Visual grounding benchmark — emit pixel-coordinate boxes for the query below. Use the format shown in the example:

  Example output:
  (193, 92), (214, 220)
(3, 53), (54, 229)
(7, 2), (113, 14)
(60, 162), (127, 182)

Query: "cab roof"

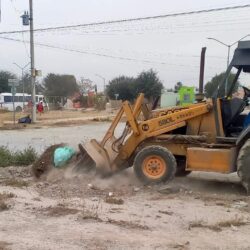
(232, 41), (250, 73)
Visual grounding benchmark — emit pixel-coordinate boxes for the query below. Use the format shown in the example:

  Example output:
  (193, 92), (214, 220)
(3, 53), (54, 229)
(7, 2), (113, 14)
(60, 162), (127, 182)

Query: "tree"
(205, 72), (240, 98)
(43, 73), (79, 97)
(0, 71), (17, 93)
(134, 69), (163, 100)
(78, 77), (95, 94)
(174, 82), (183, 92)
(106, 70), (163, 102)
(106, 76), (135, 101)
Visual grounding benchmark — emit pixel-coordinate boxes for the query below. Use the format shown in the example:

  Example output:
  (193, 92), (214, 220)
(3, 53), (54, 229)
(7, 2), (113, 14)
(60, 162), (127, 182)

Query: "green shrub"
(0, 146), (37, 167)
(0, 147), (12, 167)
(13, 147), (37, 166)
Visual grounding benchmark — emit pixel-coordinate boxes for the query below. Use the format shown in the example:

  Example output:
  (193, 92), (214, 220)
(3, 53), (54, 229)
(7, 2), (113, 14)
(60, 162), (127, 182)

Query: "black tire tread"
(237, 139), (250, 192)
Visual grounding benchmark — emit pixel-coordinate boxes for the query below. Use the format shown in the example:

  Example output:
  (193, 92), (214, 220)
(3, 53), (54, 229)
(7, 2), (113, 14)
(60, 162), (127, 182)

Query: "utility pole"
(95, 74), (106, 94)
(29, 0), (36, 123)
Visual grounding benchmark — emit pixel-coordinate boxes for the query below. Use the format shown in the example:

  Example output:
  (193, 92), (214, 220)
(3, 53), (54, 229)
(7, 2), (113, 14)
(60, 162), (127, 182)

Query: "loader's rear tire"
(175, 157), (191, 177)
(237, 139), (250, 193)
(134, 146), (176, 185)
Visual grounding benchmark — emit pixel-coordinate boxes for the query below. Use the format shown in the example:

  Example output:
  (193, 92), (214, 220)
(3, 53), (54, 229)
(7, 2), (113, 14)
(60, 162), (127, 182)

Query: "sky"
(1, 0), (250, 91)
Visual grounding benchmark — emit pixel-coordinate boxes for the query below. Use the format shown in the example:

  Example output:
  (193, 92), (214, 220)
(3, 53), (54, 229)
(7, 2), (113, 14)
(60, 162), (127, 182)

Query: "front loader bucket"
(78, 137), (119, 175)
(76, 94), (146, 175)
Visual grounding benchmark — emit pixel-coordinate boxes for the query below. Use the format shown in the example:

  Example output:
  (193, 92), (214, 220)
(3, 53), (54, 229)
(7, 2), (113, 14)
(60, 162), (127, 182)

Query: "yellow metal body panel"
(186, 99), (225, 142)
(142, 142), (188, 156)
(81, 94), (229, 174)
(114, 102), (211, 168)
(186, 147), (236, 173)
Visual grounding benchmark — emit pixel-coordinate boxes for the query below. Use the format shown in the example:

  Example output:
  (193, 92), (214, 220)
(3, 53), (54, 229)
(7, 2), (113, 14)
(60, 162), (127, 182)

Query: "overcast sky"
(1, 0), (250, 90)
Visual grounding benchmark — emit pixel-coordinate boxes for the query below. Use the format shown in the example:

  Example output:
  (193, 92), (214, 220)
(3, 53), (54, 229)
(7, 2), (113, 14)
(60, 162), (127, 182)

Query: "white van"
(0, 92), (45, 112)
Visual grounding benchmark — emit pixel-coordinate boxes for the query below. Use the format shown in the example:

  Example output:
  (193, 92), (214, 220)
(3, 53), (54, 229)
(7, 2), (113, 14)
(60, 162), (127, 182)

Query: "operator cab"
(221, 87), (249, 136)
(215, 41), (250, 137)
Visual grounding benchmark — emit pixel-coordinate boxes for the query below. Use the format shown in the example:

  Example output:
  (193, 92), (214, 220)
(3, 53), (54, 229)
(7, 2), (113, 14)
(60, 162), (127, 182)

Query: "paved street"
(0, 123), (115, 153)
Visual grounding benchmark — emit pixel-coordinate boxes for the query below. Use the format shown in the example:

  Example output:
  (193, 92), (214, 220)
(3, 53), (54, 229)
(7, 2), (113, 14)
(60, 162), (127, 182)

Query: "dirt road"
(0, 165), (250, 250)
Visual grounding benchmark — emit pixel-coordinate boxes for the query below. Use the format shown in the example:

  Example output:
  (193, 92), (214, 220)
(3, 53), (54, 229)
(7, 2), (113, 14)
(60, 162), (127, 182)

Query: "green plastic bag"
(54, 147), (76, 168)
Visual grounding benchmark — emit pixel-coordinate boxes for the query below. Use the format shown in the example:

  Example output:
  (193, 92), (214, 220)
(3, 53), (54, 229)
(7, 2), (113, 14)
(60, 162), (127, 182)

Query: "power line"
(0, 35), (213, 69)
(36, 19), (249, 35)
(1, 4), (250, 35)
(51, 18), (250, 36)
(10, 11), (250, 38)
(30, 11), (250, 37)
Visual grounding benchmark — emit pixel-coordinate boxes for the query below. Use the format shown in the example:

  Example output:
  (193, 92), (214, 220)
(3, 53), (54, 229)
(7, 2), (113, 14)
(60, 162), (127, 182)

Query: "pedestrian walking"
(37, 101), (44, 115)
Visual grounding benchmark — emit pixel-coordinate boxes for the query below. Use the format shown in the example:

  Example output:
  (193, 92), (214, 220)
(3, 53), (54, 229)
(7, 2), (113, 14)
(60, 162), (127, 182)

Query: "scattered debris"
(0, 192), (14, 212)
(41, 205), (80, 217)
(215, 201), (227, 207)
(189, 217), (249, 232)
(91, 197), (99, 202)
(109, 207), (123, 213)
(158, 210), (174, 216)
(133, 187), (140, 192)
(232, 201), (248, 209)
(81, 208), (102, 222)
(158, 186), (180, 195)
(87, 183), (99, 190)
(231, 225), (238, 232)
(170, 241), (190, 250)
(216, 217), (248, 228)
(188, 220), (221, 232)
(3, 179), (28, 188)
(105, 197), (124, 205)
(0, 201), (9, 211)
(0, 192), (15, 199)
(32, 197), (41, 202)
(106, 219), (149, 230)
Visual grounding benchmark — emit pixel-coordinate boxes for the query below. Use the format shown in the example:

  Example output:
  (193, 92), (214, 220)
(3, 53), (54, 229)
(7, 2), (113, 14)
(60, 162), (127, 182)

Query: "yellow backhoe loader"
(79, 41), (250, 192)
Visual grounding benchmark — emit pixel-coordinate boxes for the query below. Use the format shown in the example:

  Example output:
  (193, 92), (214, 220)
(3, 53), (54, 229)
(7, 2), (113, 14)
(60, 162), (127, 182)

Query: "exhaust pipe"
(196, 47), (206, 102)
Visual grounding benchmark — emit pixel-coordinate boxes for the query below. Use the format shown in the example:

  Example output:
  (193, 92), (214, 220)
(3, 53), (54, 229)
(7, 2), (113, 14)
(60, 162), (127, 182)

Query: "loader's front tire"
(134, 146), (176, 185)
(237, 139), (250, 193)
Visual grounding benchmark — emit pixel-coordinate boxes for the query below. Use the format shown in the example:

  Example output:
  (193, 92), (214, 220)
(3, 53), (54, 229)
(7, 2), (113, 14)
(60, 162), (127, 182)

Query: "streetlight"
(95, 74), (106, 93)
(207, 34), (250, 93)
(13, 62), (30, 109)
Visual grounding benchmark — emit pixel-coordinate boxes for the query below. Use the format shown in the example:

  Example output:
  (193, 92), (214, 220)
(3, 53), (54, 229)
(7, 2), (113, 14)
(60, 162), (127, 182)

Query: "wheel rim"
(142, 155), (167, 179)
(16, 107), (22, 112)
